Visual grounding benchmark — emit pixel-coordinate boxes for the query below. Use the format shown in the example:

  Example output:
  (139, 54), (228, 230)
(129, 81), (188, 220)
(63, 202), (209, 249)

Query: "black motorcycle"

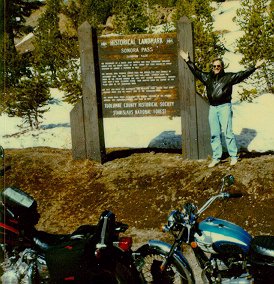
(0, 146), (142, 283)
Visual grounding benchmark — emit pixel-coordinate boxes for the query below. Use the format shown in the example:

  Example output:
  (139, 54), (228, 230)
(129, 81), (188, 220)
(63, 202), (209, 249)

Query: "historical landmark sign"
(98, 33), (179, 118)
(71, 19), (211, 162)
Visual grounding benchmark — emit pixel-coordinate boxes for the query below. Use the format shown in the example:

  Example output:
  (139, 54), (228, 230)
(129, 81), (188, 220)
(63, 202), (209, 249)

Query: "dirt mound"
(2, 148), (274, 244)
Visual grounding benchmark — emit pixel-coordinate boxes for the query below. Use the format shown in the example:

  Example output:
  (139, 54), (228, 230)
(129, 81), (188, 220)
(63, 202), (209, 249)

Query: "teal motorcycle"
(135, 175), (274, 283)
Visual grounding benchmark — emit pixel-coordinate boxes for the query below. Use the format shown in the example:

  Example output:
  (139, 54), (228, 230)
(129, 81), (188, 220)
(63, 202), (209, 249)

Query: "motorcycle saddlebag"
(45, 238), (98, 283)
(1, 187), (40, 227)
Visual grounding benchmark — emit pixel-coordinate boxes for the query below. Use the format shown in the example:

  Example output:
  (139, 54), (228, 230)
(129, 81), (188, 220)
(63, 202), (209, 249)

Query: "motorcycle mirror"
(221, 175), (234, 191)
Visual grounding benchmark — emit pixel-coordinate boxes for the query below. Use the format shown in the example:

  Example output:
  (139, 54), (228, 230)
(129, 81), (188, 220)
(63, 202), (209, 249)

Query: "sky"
(0, 0), (273, 153)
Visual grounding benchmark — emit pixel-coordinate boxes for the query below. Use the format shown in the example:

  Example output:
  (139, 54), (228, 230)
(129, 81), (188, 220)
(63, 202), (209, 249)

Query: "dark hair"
(212, 58), (224, 68)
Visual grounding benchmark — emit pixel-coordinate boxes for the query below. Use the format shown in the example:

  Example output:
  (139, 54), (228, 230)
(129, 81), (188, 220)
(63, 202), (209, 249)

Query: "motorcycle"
(135, 175), (274, 283)
(0, 146), (142, 283)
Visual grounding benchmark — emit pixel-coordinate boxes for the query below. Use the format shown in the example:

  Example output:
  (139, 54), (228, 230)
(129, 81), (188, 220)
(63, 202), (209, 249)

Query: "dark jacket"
(186, 61), (256, 106)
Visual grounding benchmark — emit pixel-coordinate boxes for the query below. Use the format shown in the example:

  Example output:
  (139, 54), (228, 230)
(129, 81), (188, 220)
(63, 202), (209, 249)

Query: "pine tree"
(61, 0), (81, 31)
(3, 0), (42, 51)
(6, 72), (51, 129)
(1, 0), (43, 112)
(33, 0), (63, 81)
(79, 0), (113, 29)
(235, 0), (273, 94)
(57, 59), (82, 104)
(113, 0), (149, 34)
(34, 0), (79, 83)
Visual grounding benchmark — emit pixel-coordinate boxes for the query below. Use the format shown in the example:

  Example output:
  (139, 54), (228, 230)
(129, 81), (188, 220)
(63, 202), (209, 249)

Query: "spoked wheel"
(138, 245), (194, 284)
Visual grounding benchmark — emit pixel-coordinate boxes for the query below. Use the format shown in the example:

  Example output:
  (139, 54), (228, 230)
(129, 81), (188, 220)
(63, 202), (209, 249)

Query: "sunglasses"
(213, 64), (222, 68)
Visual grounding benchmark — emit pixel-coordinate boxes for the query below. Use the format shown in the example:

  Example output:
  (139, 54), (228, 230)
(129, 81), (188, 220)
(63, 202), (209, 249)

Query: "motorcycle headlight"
(166, 210), (182, 231)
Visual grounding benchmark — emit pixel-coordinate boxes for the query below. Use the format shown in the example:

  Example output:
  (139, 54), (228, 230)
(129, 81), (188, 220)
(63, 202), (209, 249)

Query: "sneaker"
(208, 160), (220, 168)
(230, 158), (238, 166)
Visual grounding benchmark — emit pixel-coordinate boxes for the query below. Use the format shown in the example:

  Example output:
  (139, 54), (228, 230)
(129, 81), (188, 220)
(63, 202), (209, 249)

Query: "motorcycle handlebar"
(227, 192), (243, 198)
(197, 192), (243, 216)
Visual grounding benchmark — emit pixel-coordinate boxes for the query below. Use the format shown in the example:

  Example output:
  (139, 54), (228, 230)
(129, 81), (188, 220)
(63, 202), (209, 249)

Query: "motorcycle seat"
(251, 236), (274, 258)
(32, 225), (97, 251)
(33, 230), (71, 251)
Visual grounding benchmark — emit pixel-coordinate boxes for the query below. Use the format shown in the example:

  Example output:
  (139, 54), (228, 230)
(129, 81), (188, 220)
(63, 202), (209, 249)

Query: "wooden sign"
(98, 33), (179, 118)
(72, 19), (211, 162)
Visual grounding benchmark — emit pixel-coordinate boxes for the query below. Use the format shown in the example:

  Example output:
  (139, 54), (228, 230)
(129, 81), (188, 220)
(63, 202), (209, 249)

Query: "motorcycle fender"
(140, 240), (195, 282)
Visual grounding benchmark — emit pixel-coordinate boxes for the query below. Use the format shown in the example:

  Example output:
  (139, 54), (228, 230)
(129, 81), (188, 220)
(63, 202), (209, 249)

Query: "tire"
(113, 256), (140, 284)
(94, 247), (142, 284)
(137, 245), (194, 284)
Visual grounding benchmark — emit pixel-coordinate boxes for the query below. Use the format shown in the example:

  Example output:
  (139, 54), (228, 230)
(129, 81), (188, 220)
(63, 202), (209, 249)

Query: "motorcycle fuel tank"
(194, 217), (252, 255)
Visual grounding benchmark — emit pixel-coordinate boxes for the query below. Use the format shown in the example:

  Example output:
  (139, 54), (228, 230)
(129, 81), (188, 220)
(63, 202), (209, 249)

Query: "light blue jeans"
(209, 103), (238, 161)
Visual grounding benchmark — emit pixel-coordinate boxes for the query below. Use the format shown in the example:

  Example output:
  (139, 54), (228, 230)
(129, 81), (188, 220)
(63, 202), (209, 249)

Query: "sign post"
(71, 22), (105, 162)
(177, 16), (211, 159)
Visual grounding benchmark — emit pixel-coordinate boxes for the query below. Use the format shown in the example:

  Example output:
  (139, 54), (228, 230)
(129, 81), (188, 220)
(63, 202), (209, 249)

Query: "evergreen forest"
(0, 0), (273, 129)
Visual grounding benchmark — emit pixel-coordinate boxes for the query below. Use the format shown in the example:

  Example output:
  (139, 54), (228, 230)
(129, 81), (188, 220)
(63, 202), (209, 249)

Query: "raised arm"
(230, 67), (256, 85)
(230, 59), (266, 85)
(179, 49), (208, 84)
